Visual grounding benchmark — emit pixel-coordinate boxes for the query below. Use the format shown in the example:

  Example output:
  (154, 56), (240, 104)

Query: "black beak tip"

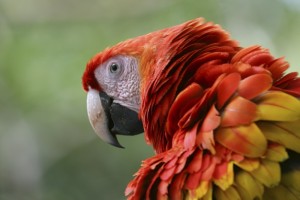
(110, 142), (124, 149)
(108, 134), (124, 149)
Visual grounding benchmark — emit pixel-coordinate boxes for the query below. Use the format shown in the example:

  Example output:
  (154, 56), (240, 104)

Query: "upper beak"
(86, 88), (144, 148)
(87, 88), (123, 148)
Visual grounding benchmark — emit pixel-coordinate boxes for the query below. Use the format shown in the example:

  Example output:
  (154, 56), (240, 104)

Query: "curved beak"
(87, 89), (123, 148)
(86, 89), (144, 148)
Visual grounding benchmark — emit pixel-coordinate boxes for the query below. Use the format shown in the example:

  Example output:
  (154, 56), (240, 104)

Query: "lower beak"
(86, 89), (144, 148)
(87, 89), (123, 147)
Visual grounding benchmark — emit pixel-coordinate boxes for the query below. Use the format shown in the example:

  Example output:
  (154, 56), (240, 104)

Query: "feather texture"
(83, 18), (300, 199)
(122, 19), (300, 200)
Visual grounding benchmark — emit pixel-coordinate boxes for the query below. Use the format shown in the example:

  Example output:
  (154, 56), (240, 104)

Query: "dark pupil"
(110, 63), (119, 72)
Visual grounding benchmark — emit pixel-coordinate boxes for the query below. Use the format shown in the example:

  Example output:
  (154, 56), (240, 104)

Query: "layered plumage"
(83, 18), (300, 200)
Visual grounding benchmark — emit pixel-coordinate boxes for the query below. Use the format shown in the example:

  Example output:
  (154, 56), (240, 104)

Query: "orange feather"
(83, 18), (300, 199)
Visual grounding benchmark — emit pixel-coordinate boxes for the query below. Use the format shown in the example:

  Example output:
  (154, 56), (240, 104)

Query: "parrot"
(82, 18), (300, 200)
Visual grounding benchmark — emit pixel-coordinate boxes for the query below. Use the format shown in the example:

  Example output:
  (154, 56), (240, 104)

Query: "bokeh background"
(0, 0), (299, 199)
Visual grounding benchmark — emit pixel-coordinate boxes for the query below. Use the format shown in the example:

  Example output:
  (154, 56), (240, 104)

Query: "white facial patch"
(94, 55), (141, 112)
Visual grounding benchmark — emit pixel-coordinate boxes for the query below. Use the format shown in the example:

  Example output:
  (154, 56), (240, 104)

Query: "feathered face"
(81, 20), (186, 148)
(82, 52), (144, 147)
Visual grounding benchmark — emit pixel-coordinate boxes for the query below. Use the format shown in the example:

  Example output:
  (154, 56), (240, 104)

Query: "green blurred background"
(0, 0), (299, 199)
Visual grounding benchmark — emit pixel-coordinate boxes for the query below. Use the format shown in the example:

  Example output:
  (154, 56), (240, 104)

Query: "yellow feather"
(215, 124), (267, 158)
(275, 120), (300, 137)
(215, 186), (241, 200)
(213, 162), (234, 191)
(264, 184), (300, 200)
(195, 181), (209, 199)
(281, 169), (300, 197)
(249, 160), (281, 188)
(258, 121), (300, 153)
(234, 158), (260, 172)
(256, 91), (300, 122)
(185, 181), (209, 200)
(235, 171), (264, 200)
(265, 144), (289, 162)
(202, 183), (213, 200)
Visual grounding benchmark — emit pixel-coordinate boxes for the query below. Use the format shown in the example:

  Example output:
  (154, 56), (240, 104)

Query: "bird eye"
(109, 62), (120, 73)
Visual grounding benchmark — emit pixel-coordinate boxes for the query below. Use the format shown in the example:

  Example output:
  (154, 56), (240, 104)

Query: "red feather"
(83, 18), (300, 199)
(122, 19), (300, 199)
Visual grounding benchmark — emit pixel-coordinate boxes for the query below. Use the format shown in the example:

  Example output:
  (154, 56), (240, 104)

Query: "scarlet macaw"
(82, 18), (300, 200)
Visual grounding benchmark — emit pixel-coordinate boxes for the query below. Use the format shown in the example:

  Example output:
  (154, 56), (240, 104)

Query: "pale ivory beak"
(86, 88), (122, 147)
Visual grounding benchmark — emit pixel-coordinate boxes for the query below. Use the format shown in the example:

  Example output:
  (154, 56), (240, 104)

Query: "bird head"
(81, 24), (166, 147)
(81, 18), (233, 150)
(82, 48), (142, 147)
